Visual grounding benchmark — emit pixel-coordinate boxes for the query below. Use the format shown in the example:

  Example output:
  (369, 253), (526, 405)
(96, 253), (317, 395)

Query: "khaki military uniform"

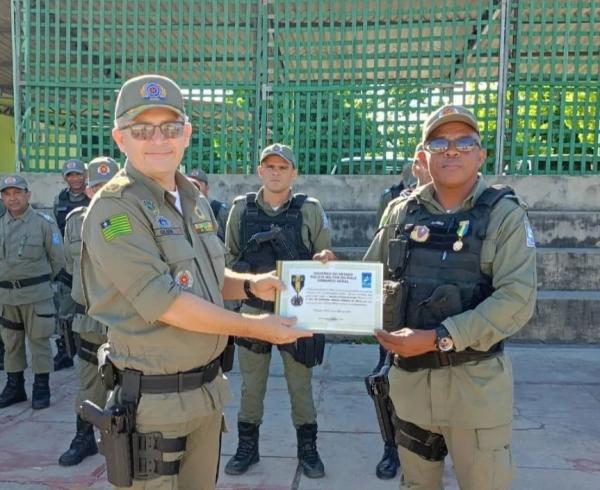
(54, 189), (90, 319)
(81, 162), (231, 490)
(365, 178), (537, 490)
(0, 206), (65, 373)
(225, 188), (331, 427)
(64, 207), (107, 410)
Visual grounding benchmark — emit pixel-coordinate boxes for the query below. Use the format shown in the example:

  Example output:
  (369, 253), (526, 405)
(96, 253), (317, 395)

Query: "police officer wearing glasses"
(79, 74), (311, 490)
(365, 104), (537, 490)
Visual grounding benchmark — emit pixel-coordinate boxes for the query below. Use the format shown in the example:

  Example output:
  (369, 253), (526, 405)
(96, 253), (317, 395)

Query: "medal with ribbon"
(453, 220), (470, 252)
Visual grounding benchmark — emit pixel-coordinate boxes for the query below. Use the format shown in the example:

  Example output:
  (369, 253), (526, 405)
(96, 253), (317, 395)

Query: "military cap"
(0, 174), (29, 192)
(115, 74), (186, 120)
(88, 156), (120, 187)
(422, 105), (480, 143)
(62, 159), (86, 175)
(187, 168), (209, 184)
(260, 143), (296, 168)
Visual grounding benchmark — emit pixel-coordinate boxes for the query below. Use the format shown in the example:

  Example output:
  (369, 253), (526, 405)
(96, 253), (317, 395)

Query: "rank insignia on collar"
(410, 225), (430, 243)
(142, 199), (158, 215)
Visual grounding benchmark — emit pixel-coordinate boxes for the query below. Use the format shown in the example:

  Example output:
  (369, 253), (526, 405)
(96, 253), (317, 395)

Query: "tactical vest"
(209, 199), (224, 219)
(237, 192), (313, 311)
(388, 185), (514, 332)
(55, 189), (90, 235)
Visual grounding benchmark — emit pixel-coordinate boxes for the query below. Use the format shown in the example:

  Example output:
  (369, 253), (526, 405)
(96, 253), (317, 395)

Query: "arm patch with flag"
(101, 213), (133, 242)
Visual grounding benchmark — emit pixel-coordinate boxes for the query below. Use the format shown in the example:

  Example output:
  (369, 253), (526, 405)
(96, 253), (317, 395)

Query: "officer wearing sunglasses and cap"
(79, 74), (311, 490)
(365, 104), (537, 490)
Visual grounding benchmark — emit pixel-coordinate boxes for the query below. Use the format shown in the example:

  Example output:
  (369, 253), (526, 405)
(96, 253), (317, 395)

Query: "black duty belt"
(75, 303), (86, 315)
(235, 336), (273, 354)
(0, 274), (50, 289)
(393, 342), (504, 371)
(114, 357), (221, 394)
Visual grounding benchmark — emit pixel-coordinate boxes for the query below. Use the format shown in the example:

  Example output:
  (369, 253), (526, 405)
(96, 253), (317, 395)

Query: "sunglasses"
(120, 121), (185, 141)
(424, 136), (481, 154)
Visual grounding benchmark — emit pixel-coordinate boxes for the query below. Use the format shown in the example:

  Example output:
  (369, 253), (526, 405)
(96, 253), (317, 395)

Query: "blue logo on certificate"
(362, 272), (372, 288)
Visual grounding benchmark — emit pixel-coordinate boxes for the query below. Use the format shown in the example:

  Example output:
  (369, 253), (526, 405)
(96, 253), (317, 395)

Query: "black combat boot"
(58, 415), (98, 466)
(296, 423), (325, 478)
(31, 373), (51, 410)
(0, 371), (27, 408)
(53, 336), (74, 371)
(376, 442), (400, 479)
(0, 338), (4, 371)
(224, 422), (260, 475)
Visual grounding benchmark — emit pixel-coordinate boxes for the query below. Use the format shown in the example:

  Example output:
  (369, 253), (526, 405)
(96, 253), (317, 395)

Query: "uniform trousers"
(112, 398), (224, 490)
(238, 346), (316, 427)
(74, 330), (107, 411)
(398, 423), (514, 490)
(1, 299), (55, 373)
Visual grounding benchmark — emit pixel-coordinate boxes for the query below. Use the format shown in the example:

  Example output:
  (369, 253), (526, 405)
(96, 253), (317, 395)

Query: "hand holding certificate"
(275, 260), (383, 335)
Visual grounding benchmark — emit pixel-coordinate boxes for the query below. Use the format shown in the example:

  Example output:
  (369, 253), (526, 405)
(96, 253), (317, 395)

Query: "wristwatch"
(435, 325), (455, 352)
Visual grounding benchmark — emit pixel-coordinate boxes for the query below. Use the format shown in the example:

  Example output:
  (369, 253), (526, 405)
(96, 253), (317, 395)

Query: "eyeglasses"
(119, 121), (185, 141)
(424, 136), (481, 154)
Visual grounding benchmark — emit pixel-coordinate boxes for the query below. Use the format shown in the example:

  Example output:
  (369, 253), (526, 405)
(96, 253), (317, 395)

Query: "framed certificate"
(275, 260), (383, 335)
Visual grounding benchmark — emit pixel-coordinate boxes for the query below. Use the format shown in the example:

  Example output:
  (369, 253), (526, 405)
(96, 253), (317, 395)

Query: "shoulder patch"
(65, 206), (86, 222)
(36, 211), (56, 224)
(97, 172), (133, 198)
(524, 217), (536, 248)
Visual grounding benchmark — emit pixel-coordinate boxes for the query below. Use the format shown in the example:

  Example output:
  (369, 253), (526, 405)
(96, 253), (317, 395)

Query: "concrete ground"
(0, 343), (599, 490)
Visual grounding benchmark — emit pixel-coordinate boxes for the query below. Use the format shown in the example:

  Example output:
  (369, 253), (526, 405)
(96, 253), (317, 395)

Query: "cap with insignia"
(88, 156), (120, 186)
(115, 74), (186, 121)
(421, 104), (480, 143)
(187, 169), (209, 184)
(0, 174), (29, 192)
(260, 143), (296, 168)
(62, 159), (87, 175)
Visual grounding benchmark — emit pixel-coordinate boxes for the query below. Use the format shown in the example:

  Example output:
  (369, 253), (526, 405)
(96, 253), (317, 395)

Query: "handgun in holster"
(80, 400), (133, 487)
(59, 317), (77, 359)
(364, 363), (396, 444)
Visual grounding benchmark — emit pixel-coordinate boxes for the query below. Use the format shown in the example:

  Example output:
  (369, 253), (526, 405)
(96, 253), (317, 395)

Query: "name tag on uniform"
(193, 221), (214, 234)
(154, 227), (184, 237)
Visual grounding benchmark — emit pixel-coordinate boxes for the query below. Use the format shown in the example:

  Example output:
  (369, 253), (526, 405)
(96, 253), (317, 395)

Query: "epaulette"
(97, 171), (133, 198)
(36, 211), (56, 224)
(65, 206), (86, 222)
(232, 195), (247, 205)
(304, 196), (320, 205)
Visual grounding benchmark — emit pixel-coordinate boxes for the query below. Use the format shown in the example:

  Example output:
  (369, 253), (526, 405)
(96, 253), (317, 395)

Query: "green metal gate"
(12, 0), (600, 175)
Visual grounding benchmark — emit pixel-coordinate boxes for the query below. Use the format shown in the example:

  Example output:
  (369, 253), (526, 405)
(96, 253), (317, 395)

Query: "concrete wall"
(14, 173), (600, 212)
(10, 172), (600, 343)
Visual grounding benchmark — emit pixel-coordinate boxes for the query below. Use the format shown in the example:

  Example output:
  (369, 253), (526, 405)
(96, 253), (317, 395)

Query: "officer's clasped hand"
(374, 328), (437, 358)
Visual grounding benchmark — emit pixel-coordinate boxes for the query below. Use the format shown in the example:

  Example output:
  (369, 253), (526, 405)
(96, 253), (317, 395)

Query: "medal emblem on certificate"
(290, 274), (305, 306)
